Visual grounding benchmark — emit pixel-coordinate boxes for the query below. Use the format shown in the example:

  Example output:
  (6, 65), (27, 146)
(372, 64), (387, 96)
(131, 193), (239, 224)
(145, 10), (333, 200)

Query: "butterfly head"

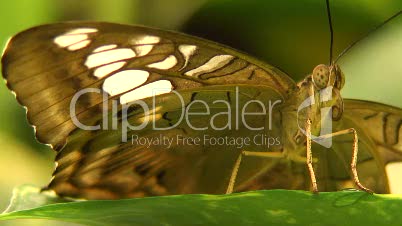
(311, 64), (345, 90)
(311, 63), (345, 121)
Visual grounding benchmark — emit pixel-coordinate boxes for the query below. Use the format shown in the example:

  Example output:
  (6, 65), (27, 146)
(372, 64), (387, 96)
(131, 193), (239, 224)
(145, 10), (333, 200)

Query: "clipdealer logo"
(131, 134), (280, 149)
(70, 87), (282, 143)
(69, 86), (334, 148)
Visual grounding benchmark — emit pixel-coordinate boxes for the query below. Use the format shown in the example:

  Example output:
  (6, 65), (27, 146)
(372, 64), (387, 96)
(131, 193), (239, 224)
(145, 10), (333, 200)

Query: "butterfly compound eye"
(333, 64), (345, 90)
(312, 64), (330, 89)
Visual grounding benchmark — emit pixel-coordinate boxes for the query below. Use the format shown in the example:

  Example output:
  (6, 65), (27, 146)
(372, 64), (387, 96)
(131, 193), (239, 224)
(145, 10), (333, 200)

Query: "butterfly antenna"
(326, 0), (334, 64)
(335, 10), (402, 63)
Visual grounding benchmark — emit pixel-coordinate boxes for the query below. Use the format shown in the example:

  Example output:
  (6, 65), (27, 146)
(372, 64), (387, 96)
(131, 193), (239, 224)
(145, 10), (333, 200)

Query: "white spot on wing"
(185, 55), (234, 77)
(103, 70), (149, 96)
(178, 45), (197, 70)
(147, 55), (177, 70)
(23, 105), (28, 114)
(137, 113), (162, 124)
(131, 35), (161, 45)
(120, 80), (173, 104)
(1, 37), (12, 57)
(131, 35), (161, 56)
(94, 61), (126, 78)
(65, 28), (98, 35)
(67, 40), (91, 51)
(53, 28), (98, 50)
(386, 162), (402, 194)
(136, 45), (153, 56)
(54, 34), (88, 48)
(93, 44), (118, 53)
(145, 106), (162, 116)
(85, 48), (136, 68)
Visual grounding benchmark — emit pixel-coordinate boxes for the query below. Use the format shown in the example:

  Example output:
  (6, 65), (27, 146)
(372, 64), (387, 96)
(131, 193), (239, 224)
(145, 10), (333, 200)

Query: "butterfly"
(2, 18), (402, 200)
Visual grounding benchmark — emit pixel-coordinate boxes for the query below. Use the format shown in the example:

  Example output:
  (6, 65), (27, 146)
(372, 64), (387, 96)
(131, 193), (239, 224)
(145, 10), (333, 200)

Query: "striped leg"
(226, 151), (284, 194)
(314, 127), (373, 193)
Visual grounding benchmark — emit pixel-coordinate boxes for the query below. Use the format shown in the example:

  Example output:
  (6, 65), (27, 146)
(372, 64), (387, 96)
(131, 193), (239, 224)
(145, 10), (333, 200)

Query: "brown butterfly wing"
(47, 86), (286, 199)
(341, 99), (402, 164)
(2, 22), (294, 199)
(317, 99), (402, 193)
(317, 112), (389, 193)
(1, 22), (295, 151)
(237, 99), (402, 194)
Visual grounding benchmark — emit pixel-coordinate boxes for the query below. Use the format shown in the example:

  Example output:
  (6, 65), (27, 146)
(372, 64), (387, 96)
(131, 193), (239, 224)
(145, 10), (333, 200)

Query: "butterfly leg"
(305, 119), (318, 193)
(315, 128), (373, 193)
(226, 151), (284, 194)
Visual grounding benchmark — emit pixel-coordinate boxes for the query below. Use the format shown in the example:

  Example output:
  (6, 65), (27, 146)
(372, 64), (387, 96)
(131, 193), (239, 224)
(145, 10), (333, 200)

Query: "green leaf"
(1, 185), (402, 226)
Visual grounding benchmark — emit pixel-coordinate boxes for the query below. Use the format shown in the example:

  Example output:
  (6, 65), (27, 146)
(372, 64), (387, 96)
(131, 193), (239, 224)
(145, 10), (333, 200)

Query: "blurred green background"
(0, 0), (401, 222)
